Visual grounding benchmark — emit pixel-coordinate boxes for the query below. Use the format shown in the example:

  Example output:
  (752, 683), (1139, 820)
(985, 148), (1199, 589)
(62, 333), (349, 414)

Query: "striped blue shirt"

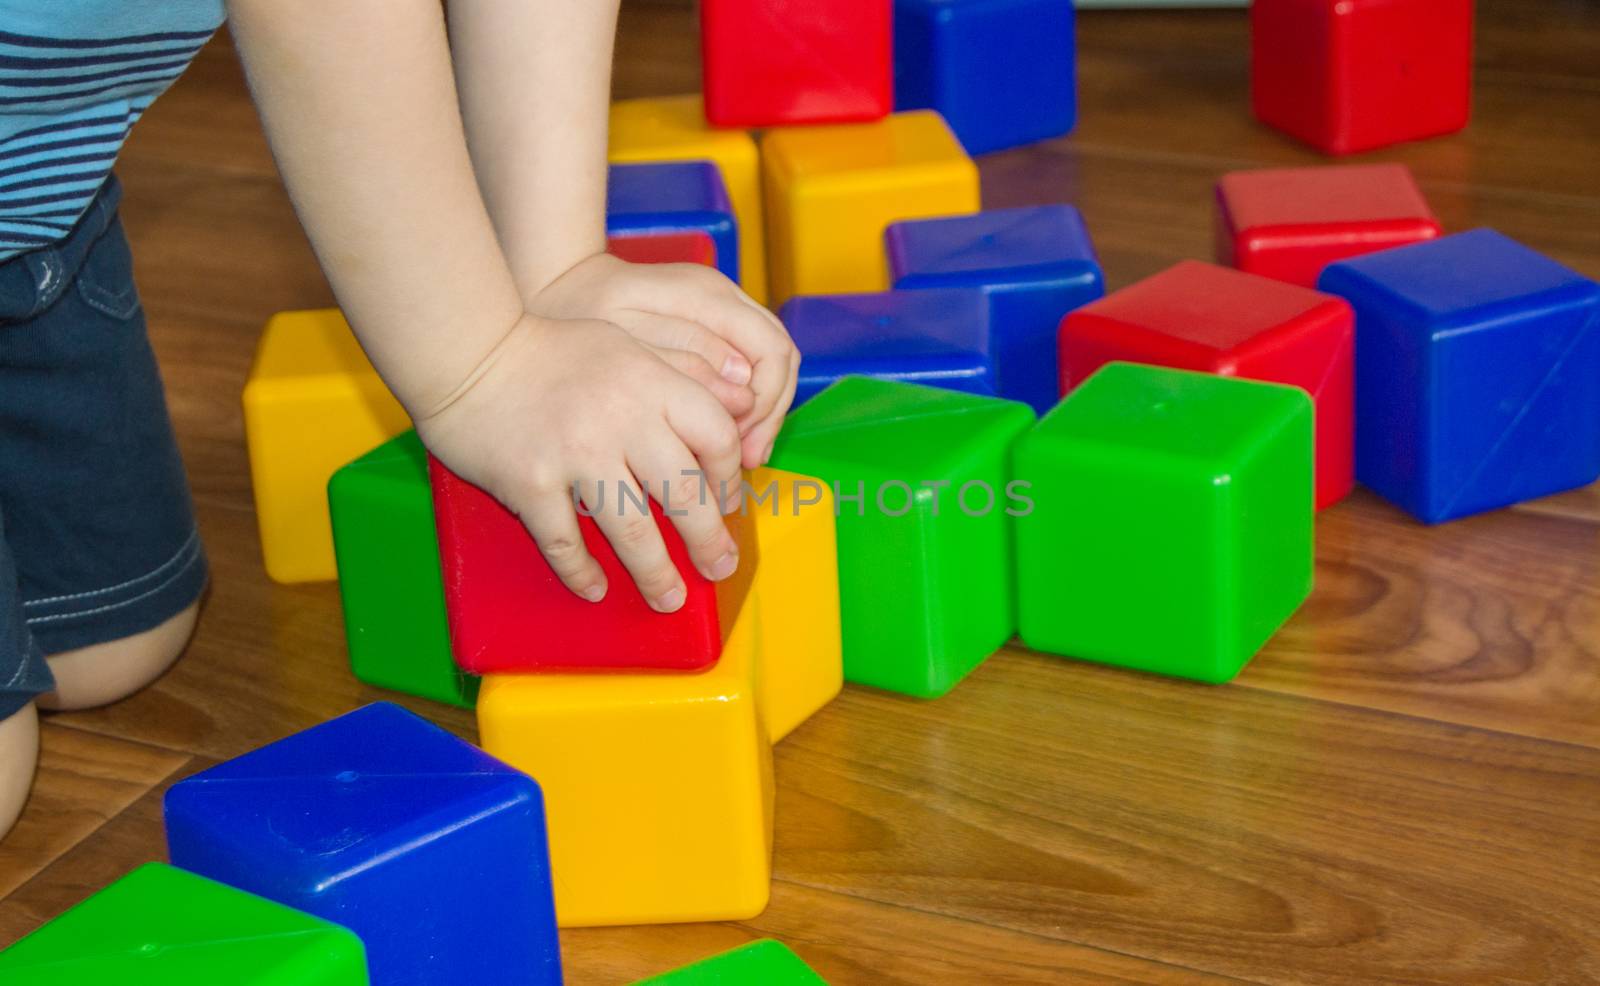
(0, 1), (223, 259)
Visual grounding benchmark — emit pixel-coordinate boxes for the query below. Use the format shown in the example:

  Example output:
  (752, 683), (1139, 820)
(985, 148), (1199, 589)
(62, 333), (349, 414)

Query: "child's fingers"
(627, 437), (740, 583)
(610, 309), (754, 386)
(740, 348), (800, 467)
(584, 472), (687, 613)
(509, 483), (608, 603)
(661, 379), (745, 514)
(649, 347), (757, 422)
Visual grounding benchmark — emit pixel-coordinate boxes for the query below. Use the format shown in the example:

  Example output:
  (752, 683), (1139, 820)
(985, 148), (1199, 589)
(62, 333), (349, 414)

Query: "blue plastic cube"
(888, 205), (1103, 414)
(607, 161), (738, 282)
(1319, 229), (1600, 523)
(164, 703), (561, 986)
(894, 0), (1077, 155)
(780, 289), (997, 406)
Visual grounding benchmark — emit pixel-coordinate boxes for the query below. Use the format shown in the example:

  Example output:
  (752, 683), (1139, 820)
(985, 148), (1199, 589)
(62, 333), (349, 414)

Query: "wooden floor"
(4, 1), (1600, 982)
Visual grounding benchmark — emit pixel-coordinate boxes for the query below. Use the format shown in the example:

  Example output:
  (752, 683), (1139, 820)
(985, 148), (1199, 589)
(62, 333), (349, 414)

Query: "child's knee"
(38, 602), (200, 712)
(0, 702), (40, 841)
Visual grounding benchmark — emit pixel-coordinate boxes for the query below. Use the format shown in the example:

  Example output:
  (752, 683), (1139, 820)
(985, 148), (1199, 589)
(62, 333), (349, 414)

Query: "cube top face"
(0, 863), (366, 985)
(773, 376), (1035, 477)
(249, 309), (374, 384)
(700, 0), (892, 128)
(782, 289), (994, 401)
(164, 703), (538, 889)
(429, 458), (759, 673)
(608, 161), (733, 224)
(609, 95), (753, 158)
(335, 426), (426, 486)
(1219, 164), (1437, 235)
(1070, 260), (1348, 357)
(764, 110), (971, 185)
(887, 205), (1100, 289)
(1039, 362), (1312, 477)
(608, 231), (718, 267)
(1318, 229), (1600, 330)
(638, 939), (826, 985)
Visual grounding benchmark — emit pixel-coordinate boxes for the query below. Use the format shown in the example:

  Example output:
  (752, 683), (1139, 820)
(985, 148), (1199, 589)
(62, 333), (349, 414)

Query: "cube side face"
(1332, 0), (1473, 154)
(429, 458), (757, 673)
(701, 0), (892, 128)
(608, 231), (718, 267)
(329, 432), (475, 709)
(606, 212), (739, 284)
(1231, 394), (1316, 665)
(476, 620), (772, 927)
(1251, 0), (1335, 151)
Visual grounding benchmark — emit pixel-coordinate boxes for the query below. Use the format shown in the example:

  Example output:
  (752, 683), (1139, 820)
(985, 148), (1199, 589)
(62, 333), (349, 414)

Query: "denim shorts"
(0, 175), (208, 719)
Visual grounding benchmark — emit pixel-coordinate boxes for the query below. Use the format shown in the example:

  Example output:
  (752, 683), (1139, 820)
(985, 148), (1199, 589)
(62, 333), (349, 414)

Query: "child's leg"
(38, 602), (199, 711)
(0, 704), (38, 837)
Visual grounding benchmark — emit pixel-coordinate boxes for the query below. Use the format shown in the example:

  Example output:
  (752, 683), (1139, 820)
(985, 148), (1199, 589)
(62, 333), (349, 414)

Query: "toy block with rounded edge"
(608, 231), (717, 267)
(888, 205), (1104, 414)
(1252, 0), (1473, 155)
(429, 458), (759, 674)
(769, 377), (1034, 698)
(781, 289), (997, 407)
(476, 601), (772, 927)
(746, 467), (843, 741)
(700, 0), (891, 129)
(0, 863), (369, 985)
(329, 431), (476, 709)
(1216, 164), (1442, 288)
(894, 0), (1077, 155)
(762, 110), (979, 306)
(635, 939), (828, 985)
(1059, 260), (1353, 509)
(610, 95), (768, 303)
(608, 161), (739, 283)
(1015, 363), (1314, 682)
(1319, 229), (1600, 524)
(164, 703), (560, 986)
(243, 308), (410, 583)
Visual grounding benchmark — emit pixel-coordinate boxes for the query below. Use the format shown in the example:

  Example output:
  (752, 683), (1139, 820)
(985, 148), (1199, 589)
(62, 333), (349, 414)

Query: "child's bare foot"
(0, 702), (39, 840)
(37, 602), (200, 712)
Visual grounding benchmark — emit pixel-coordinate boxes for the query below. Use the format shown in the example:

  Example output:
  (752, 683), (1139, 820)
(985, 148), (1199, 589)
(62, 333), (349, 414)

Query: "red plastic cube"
(606, 231), (717, 267)
(1252, 0), (1473, 155)
(1216, 164), (1443, 288)
(700, 0), (892, 128)
(429, 458), (758, 674)
(1059, 261), (1354, 509)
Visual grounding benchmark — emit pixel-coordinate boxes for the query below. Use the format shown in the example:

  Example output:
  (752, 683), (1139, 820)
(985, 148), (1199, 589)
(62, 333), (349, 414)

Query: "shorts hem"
(24, 534), (208, 657)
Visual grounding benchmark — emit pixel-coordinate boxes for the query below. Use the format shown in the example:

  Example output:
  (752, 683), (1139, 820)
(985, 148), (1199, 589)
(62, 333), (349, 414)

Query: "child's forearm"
(448, 0), (620, 303)
(225, 0), (526, 418)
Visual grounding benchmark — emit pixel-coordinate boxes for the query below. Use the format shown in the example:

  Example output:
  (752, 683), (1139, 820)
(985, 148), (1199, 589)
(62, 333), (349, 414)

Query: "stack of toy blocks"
(1252, 0), (1474, 154)
(163, 703), (562, 985)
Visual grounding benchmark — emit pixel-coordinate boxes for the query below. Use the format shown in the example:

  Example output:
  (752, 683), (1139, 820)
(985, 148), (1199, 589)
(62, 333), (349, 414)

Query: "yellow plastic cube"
(476, 600), (774, 927)
(610, 95), (768, 305)
(747, 467), (843, 742)
(242, 309), (410, 583)
(761, 110), (980, 307)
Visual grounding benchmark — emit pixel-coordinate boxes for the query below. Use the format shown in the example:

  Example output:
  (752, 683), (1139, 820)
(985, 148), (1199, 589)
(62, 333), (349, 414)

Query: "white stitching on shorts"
(25, 536), (202, 625)
(23, 528), (200, 608)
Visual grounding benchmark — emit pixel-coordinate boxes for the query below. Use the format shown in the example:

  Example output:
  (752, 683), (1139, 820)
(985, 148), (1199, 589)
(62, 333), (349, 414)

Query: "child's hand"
(415, 313), (746, 612)
(529, 254), (800, 467)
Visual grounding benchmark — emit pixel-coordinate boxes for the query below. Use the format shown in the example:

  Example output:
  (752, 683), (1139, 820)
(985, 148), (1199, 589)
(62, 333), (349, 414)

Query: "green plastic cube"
(635, 939), (827, 984)
(0, 863), (369, 984)
(1015, 362), (1313, 682)
(328, 430), (477, 708)
(769, 377), (1035, 698)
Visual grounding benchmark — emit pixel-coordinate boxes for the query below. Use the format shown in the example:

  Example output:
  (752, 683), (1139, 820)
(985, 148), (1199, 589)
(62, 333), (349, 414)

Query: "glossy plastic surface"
(1319, 229), (1600, 524)
(893, 0), (1077, 155)
(889, 205), (1103, 414)
(762, 110), (979, 306)
(476, 603), (773, 927)
(636, 939), (827, 985)
(429, 457), (759, 674)
(0, 863), (369, 985)
(780, 289), (996, 406)
(165, 703), (560, 986)
(329, 431), (475, 708)
(1059, 260), (1353, 509)
(768, 377), (1033, 698)
(1252, 0), (1473, 155)
(607, 161), (739, 282)
(1015, 363), (1314, 682)
(242, 308), (410, 583)
(700, 0), (892, 128)
(607, 231), (717, 267)
(610, 95), (767, 302)
(1216, 164), (1442, 287)
(747, 467), (843, 741)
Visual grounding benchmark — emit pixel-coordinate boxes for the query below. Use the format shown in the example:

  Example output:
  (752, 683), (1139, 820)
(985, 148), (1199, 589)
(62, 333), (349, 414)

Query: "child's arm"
(226, 0), (747, 611)
(447, 0), (799, 468)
